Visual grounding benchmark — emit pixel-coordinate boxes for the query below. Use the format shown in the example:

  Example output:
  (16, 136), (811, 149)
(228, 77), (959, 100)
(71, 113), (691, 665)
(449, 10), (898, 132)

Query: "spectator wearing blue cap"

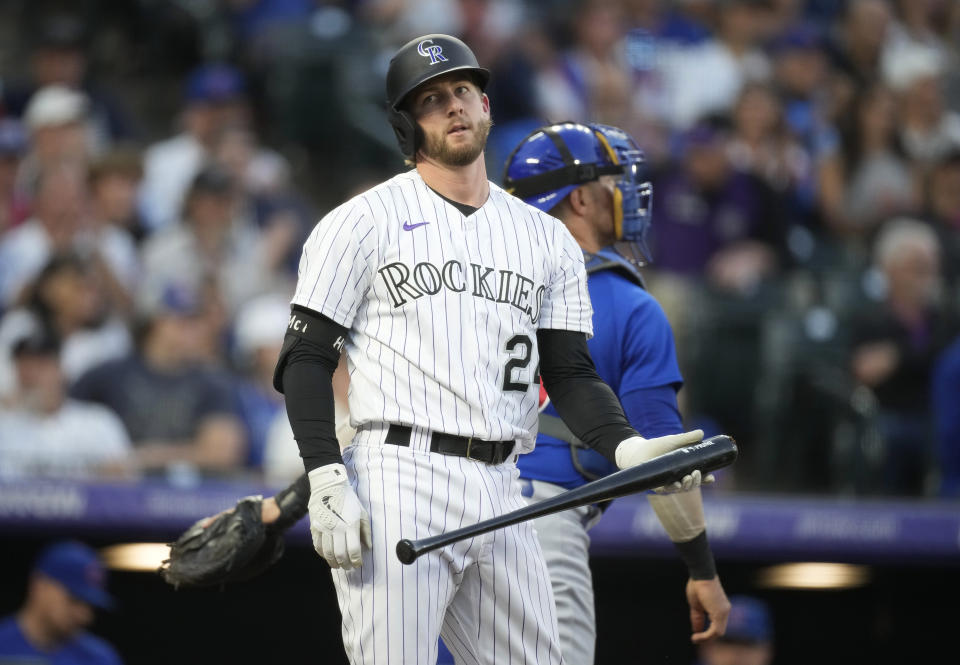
(0, 541), (123, 664)
(695, 595), (773, 665)
(138, 62), (294, 236)
(138, 63), (251, 232)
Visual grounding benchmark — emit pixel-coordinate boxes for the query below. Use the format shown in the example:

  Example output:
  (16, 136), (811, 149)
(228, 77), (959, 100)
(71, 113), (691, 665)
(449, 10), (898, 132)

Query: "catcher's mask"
(502, 122), (653, 267)
(385, 34), (490, 158)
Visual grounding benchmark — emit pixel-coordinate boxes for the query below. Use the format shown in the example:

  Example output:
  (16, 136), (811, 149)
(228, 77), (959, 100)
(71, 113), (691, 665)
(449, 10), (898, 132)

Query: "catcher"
(159, 474), (308, 588)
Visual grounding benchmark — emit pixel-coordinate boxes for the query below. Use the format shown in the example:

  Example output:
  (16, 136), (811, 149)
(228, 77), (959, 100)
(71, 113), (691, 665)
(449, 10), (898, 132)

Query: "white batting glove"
(307, 464), (372, 570)
(615, 430), (707, 492)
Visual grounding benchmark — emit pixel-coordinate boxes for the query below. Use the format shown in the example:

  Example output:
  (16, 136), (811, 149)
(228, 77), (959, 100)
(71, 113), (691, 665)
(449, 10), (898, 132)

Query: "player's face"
(34, 577), (94, 640)
(411, 75), (492, 167)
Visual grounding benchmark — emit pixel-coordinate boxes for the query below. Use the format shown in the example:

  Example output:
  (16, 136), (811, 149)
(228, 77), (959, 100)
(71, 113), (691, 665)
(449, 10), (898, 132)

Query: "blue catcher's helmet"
(502, 122), (653, 265)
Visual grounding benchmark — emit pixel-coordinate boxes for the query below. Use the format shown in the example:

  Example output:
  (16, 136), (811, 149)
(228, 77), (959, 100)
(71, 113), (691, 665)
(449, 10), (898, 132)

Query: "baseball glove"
(159, 475), (310, 588)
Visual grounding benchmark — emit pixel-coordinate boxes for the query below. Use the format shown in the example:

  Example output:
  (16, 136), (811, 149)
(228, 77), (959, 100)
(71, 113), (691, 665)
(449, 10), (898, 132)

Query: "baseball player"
(502, 122), (730, 664)
(274, 34), (708, 664)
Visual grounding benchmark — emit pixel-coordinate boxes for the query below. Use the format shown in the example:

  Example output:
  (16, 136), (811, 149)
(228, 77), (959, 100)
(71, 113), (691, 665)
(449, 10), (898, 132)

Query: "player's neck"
(563, 213), (605, 254)
(416, 155), (490, 208)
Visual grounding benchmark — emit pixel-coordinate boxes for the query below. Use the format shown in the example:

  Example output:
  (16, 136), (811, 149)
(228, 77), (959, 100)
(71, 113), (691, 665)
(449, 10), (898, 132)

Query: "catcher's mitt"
(160, 495), (279, 588)
(159, 475), (310, 589)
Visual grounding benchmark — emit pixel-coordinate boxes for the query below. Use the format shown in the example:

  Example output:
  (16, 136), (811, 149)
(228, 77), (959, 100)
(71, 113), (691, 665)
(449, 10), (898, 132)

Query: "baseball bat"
(396, 434), (737, 565)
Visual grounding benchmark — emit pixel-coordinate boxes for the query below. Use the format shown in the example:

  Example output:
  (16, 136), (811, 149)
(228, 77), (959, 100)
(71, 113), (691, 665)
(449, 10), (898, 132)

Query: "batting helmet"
(385, 34), (490, 158)
(502, 122), (654, 264)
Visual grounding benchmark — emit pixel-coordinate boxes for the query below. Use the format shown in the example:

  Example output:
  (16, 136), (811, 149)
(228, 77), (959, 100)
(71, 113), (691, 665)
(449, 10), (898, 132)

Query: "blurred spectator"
(212, 125), (307, 275)
(885, 46), (960, 166)
(826, 0), (891, 122)
(88, 148), (148, 244)
(138, 62), (281, 232)
(849, 218), (958, 495)
(649, 122), (784, 295)
(141, 165), (292, 317)
(0, 119), (30, 232)
(0, 253), (132, 401)
(0, 328), (132, 481)
(657, 0), (773, 130)
(769, 22), (838, 224)
(231, 294), (288, 470)
(695, 595), (773, 665)
(0, 161), (135, 312)
(547, 0), (633, 128)
(932, 335), (960, 497)
(17, 85), (92, 198)
(212, 125), (289, 198)
(884, 0), (955, 67)
(0, 165), (87, 308)
(70, 283), (246, 476)
(922, 150), (960, 292)
(819, 83), (917, 236)
(0, 541), (122, 664)
(1, 13), (136, 151)
(726, 81), (813, 224)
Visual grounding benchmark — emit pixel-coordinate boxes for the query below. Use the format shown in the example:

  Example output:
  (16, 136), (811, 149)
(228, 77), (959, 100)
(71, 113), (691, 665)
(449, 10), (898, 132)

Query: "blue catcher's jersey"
(518, 250), (684, 488)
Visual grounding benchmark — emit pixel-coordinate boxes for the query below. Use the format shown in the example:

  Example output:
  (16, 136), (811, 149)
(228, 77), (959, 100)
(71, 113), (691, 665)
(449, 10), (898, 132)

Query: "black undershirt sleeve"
(274, 306), (349, 473)
(536, 328), (638, 463)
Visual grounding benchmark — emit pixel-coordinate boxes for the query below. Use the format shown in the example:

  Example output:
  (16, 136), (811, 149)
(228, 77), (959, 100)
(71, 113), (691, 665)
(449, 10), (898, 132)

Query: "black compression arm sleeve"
(537, 328), (638, 463)
(277, 307), (349, 473)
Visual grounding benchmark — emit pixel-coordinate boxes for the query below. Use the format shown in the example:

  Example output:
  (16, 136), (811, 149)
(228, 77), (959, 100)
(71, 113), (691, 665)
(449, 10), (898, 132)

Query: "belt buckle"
(465, 436), (492, 463)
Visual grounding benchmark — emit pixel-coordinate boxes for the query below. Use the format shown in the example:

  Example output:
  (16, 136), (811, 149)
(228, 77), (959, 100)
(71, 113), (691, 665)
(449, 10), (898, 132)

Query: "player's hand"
(307, 464), (372, 570)
(652, 469), (716, 494)
(614, 430), (704, 469)
(685, 576), (731, 644)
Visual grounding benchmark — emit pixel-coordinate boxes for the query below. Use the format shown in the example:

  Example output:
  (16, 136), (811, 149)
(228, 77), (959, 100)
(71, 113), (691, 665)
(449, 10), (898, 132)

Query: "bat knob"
(396, 539), (418, 565)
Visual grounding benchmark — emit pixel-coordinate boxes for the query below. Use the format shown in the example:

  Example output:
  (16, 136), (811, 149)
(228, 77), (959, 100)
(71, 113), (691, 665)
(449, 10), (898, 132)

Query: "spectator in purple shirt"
(649, 122), (784, 295)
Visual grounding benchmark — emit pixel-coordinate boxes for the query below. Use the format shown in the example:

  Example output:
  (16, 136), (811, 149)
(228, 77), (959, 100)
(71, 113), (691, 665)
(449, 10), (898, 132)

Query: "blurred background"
(0, 0), (958, 663)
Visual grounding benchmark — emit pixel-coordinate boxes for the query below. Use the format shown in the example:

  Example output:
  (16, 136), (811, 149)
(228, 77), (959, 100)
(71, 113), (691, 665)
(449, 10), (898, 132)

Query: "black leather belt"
(385, 425), (515, 464)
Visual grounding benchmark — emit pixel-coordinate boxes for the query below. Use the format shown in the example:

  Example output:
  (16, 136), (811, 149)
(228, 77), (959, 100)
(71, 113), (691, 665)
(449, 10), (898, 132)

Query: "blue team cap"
(720, 595), (772, 644)
(184, 63), (246, 104)
(33, 541), (115, 610)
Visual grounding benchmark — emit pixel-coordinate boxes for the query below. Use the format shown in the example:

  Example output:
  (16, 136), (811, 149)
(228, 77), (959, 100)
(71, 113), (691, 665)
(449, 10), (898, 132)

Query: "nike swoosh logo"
(322, 495), (345, 523)
(402, 221), (430, 231)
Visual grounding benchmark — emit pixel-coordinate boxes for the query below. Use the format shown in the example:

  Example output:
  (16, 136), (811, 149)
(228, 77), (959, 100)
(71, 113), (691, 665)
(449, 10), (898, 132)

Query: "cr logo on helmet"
(417, 39), (448, 65)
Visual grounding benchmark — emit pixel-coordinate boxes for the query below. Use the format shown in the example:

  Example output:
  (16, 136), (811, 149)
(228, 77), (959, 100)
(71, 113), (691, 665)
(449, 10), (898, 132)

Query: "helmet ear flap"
(388, 108), (422, 159)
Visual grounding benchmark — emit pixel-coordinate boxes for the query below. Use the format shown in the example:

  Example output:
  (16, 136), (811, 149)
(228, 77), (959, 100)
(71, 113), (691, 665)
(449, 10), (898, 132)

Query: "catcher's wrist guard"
(271, 473), (310, 532)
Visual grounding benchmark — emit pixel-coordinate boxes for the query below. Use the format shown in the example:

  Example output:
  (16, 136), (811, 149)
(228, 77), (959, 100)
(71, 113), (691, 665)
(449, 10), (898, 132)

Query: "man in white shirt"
(0, 329), (132, 480)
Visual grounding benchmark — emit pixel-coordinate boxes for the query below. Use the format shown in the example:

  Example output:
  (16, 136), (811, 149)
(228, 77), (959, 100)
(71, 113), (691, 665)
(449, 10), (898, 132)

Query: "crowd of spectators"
(0, 0), (958, 498)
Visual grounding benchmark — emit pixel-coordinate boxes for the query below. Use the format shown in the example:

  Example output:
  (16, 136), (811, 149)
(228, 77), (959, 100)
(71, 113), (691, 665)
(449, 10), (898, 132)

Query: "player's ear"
(568, 185), (590, 216)
(481, 93), (490, 114)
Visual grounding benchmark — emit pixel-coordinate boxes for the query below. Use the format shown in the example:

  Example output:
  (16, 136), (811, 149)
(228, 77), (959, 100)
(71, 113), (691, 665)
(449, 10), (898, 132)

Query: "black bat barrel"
(396, 434), (737, 565)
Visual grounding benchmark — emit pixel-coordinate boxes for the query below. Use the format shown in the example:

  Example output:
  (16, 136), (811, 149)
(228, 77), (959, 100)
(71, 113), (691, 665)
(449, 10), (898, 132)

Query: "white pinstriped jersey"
(291, 170), (592, 453)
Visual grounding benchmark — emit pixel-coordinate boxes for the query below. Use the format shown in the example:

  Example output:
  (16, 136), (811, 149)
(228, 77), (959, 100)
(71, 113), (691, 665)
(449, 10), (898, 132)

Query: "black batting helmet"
(385, 34), (490, 158)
